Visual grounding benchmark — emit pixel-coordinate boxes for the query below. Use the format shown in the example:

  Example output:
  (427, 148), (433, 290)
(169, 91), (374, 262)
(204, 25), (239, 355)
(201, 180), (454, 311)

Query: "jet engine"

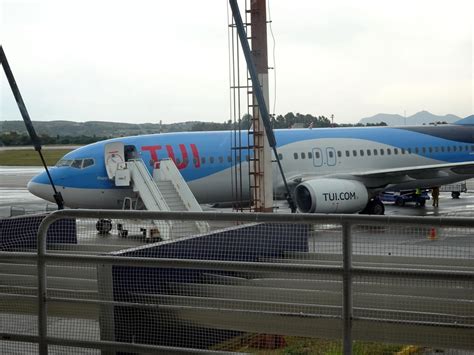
(295, 178), (369, 213)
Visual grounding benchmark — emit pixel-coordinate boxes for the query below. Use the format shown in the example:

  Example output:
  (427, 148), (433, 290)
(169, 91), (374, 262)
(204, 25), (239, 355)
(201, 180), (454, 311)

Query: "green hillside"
(0, 120), (199, 137)
(0, 113), (337, 147)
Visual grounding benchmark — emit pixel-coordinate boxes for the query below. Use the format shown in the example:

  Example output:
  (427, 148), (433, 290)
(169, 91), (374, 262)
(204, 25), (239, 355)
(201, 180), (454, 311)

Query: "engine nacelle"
(295, 178), (369, 213)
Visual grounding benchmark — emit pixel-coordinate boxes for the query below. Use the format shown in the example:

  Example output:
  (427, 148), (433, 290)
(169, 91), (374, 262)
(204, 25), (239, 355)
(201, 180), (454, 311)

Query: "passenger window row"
(292, 145), (474, 160)
(174, 155), (251, 165)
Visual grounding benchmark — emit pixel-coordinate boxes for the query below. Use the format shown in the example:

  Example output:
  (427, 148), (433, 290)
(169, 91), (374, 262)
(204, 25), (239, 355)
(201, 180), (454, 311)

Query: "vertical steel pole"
(250, 0), (273, 212)
(342, 222), (353, 354)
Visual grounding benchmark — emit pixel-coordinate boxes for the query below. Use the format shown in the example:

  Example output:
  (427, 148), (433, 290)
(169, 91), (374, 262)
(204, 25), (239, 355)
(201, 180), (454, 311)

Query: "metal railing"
(0, 209), (473, 354)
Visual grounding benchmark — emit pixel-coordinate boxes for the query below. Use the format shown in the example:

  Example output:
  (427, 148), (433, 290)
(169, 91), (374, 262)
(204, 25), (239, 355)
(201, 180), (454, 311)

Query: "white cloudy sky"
(1, 0), (473, 124)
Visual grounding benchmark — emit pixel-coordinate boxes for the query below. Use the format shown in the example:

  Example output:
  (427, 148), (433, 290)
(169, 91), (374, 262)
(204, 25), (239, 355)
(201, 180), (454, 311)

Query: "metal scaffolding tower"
(228, 0), (273, 212)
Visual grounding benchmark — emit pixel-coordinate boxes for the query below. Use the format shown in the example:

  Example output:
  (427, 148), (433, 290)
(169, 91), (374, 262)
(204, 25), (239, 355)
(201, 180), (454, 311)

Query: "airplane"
(27, 124), (474, 215)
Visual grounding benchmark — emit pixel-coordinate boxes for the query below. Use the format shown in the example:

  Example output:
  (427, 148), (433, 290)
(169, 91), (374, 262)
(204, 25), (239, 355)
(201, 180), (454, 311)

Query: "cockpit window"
(82, 159), (95, 168)
(71, 160), (82, 168)
(56, 159), (73, 167)
(55, 158), (95, 169)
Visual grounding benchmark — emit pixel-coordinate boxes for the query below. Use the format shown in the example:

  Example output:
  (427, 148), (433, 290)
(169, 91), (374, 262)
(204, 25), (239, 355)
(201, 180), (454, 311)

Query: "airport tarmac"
(0, 167), (48, 216)
(2, 166), (474, 218)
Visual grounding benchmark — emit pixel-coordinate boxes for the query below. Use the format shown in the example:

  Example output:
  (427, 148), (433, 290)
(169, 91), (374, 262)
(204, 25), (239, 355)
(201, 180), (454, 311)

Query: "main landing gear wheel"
(360, 198), (385, 215)
(451, 191), (461, 199)
(96, 219), (113, 234)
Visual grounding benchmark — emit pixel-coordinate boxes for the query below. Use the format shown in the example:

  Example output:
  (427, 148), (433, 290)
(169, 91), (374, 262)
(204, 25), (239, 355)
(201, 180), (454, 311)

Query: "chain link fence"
(0, 210), (473, 354)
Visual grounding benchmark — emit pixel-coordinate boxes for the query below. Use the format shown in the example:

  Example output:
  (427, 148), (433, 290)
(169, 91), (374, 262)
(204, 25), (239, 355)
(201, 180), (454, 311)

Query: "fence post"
(37, 213), (58, 355)
(342, 222), (353, 355)
(97, 263), (116, 355)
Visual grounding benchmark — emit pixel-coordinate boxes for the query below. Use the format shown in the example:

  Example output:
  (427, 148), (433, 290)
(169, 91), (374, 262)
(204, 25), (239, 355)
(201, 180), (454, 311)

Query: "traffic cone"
(428, 228), (437, 240)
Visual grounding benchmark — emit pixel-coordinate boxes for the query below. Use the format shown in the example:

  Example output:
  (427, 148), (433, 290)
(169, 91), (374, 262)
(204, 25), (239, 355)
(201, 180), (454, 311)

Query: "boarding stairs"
(114, 158), (209, 240)
(152, 158), (209, 235)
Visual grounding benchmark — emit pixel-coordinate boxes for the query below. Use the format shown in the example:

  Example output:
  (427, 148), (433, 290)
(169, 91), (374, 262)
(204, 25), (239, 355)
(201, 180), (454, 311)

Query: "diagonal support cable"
(0, 45), (64, 209)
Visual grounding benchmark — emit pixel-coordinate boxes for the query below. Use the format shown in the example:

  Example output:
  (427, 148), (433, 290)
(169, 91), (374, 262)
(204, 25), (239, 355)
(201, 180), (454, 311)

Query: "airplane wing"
(352, 161), (474, 178)
(286, 161), (474, 189)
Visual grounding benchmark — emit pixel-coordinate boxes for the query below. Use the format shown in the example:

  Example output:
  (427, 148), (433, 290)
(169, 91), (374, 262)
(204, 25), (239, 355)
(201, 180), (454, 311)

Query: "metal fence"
(0, 210), (473, 354)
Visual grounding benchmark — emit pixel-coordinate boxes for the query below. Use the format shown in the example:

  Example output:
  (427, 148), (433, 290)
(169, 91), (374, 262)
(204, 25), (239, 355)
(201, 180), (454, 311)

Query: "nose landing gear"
(96, 219), (113, 234)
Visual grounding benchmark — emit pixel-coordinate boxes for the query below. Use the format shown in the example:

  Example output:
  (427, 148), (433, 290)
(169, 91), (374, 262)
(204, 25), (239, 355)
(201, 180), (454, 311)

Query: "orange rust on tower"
(249, 0), (273, 212)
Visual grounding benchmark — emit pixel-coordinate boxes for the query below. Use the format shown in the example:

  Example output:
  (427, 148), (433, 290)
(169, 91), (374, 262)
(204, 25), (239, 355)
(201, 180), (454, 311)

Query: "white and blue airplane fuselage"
(28, 125), (474, 214)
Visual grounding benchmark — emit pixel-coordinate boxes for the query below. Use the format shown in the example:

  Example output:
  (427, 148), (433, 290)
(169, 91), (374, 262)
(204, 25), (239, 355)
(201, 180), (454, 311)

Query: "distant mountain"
(454, 115), (474, 125)
(359, 111), (462, 126)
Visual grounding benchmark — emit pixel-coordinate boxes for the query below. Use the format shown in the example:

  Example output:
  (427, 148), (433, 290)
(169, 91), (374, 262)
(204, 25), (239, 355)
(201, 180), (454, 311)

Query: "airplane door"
(312, 148), (323, 167)
(326, 147), (336, 166)
(105, 142), (125, 179)
(124, 145), (139, 160)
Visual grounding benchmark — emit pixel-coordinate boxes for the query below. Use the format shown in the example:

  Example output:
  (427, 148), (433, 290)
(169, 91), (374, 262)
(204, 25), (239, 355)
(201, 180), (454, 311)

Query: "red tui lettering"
(166, 144), (189, 169)
(141, 145), (162, 166)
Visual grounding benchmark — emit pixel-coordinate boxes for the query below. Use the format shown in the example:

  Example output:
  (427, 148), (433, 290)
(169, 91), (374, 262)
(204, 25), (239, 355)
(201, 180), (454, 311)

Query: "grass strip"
(0, 149), (73, 166)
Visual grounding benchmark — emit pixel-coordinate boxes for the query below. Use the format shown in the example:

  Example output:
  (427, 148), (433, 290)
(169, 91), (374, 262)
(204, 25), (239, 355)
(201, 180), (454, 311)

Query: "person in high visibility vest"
(415, 188), (422, 206)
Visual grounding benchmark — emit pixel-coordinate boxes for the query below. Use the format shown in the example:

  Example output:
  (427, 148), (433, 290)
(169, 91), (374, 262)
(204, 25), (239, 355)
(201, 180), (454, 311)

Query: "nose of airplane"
(27, 172), (56, 203)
